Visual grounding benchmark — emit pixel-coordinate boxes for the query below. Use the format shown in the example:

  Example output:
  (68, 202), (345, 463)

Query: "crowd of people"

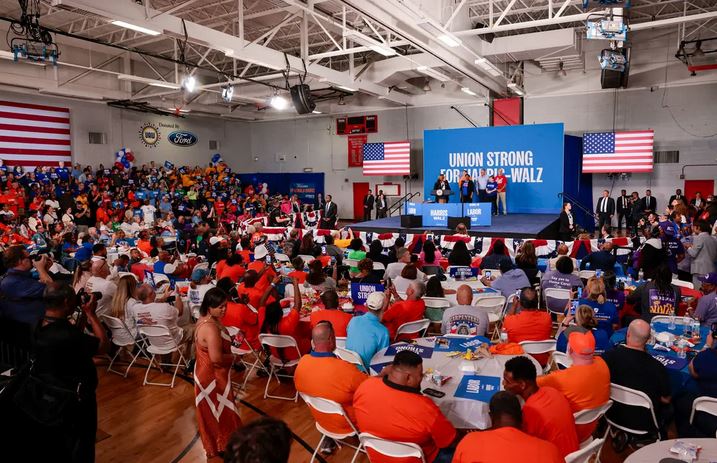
(0, 160), (716, 462)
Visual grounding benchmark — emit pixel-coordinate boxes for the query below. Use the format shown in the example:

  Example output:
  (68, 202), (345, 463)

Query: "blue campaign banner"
(424, 123), (565, 214)
(454, 375), (501, 402)
(650, 353), (689, 371)
(385, 343), (434, 359)
(465, 203), (492, 226)
(350, 282), (384, 305)
(405, 202), (423, 215)
(422, 203), (460, 227)
(448, 267), (480, 279)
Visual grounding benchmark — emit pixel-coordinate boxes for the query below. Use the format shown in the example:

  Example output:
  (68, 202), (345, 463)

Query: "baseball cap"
(209, 236), (225, 246)
(254, 245), (268, 260)
(366, 292), (386, 312)
(698, 273), (717, 285)
(568, 331), (595, 355)
(191, 267), (208, 282)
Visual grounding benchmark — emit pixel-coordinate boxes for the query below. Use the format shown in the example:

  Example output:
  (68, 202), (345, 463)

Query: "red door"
(684, 179), (715, 203)
(353, 182), (370, 221)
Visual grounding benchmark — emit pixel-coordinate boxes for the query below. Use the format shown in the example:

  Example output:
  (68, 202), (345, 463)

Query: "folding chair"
(491, 294), (517, 341)
(550, 351), (573, 370)
(258, 334), (301, 401)
(335, 336), (347, 349)
(101, 315), (148, 378)
(225, 326), (270, 390)
(574, 401), (613, 447)
(565, 438), (605, 463)
(671, 279), (694, 289)
(299, 255), (317, 265)
(690, 396), (717, 437)
(476, 295), (506, 337)
(300, 393), (365, 463)
(359, 433), (426, 463)
(423, 297), (451, 334)
(519, 340), (556, 371)
(544, 288), (571, 327)
(395, 318), (430, 342)
(579, 270), (596, 280)
(604, 383), (661, 445)
(334, 346), (366, 372)
(372, 262), (386, 271)
(139, 325), (189, 388)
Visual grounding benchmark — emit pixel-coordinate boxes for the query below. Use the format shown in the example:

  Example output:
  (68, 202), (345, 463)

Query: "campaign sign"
(651, 353), (689, 371)
(405, 202), (422, 215)
(370, 361), (392, 375)
(350, 282), (384, 305)
(424, 123), (565, 213)
(449, 267), (479, 279)
(433, 336), (489, 352)
(422, 203), (460, 227)
(454, 375), (501, 402)
(465, 203), (492, 227)
(289, 182), (317, 204)
(385, 343), (434, 359)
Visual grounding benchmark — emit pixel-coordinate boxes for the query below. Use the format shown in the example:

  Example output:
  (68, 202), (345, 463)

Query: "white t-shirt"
(85, 276), (117, 317)
(133, 301), (182, 342)
(141, 205), (157, 225)
(188, 283), (215, 319)
(124, 297), (140, 337)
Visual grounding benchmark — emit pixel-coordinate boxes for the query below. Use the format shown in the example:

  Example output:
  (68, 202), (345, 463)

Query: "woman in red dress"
(194, 287), (243, 458)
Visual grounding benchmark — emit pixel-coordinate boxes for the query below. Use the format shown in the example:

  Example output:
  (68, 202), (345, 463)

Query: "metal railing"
(388, 192), (421, 217)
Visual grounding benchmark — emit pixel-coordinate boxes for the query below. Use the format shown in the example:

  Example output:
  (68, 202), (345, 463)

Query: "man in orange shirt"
(354, 350), (457, 463)
(452, 391), (564, 463)
(310, 289), (352, 337)
(246, 245), (276, 291)
(503, 356), (579, 457)
(537, 331), (611, 443)
(295, 321), (367, 455)
(383, 281), (426, 340)
(502, 287), (553, 365)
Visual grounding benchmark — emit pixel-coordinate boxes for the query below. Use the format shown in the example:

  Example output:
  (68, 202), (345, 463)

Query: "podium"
(431, 189), (454, 203)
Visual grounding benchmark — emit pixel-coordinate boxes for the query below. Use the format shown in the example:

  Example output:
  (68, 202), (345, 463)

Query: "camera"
(711, 322), (717, 339)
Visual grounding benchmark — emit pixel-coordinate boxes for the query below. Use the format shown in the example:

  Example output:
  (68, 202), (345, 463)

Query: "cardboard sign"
(351, 282), (384, 305)
(384, 343), (434, 359)
(454, 375), (501, 402)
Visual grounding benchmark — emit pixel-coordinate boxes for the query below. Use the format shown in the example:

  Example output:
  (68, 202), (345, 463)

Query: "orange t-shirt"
(294, 353), (368, 434)
(259, 308), (301, 361)
(310, 309), (352, 337)
(354, 377), (456, 463)
(452, 426), (564, 463)
(382, 299), (426, 340)
(523, 387), (580, 457)
(216, 261), (245, 283)
(503, 310), (553, 365)
(287, 270), (307, 284)
(247, 261), (276, 290)
(537, 357), (611, 442)
(221, 302), (261, 350)
(137, 239), (152, 255)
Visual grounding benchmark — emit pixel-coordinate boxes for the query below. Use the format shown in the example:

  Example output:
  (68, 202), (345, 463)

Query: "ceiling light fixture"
(111, 20), (161, 36)
(270, 93), (289, 110)
(437, 33), (462, 48)
(417, 21), (462, 48)
(461, 87), (477, 96)
(474, 57), (503, 77)
(221, 84), (234, 102)
(507, 82), (525, 96)
(182, 74), (197, 92)
(312, 110), (322, 114)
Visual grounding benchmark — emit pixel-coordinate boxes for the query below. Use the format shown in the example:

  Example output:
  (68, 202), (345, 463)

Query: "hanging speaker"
(600, 69), (623, 89)
(290, 84), (316, 114)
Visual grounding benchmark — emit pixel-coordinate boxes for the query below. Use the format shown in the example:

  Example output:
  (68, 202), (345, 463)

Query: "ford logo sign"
(167, 131), (198, 147)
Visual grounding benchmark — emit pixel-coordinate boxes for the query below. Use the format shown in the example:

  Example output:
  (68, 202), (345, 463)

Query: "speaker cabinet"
(400, 214), (422, 228)
(290, 84), (316, 114)
(447, 217), (471, 230)
(600, 69), (629, 89)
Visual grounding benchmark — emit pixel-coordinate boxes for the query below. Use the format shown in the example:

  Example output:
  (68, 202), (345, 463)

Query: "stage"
(351, 213), (560, 239)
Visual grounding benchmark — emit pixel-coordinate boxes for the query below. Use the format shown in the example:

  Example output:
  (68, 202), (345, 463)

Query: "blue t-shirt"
(486, 181), (498, 197)
(578, 298), (619, 336)
(74, 242), (94, 262)
(693, 348), (717, 397)
(664, 237), (685, 275)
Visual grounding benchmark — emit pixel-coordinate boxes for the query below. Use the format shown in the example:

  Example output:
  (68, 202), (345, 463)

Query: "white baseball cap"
(254, 245), (269, 260)
(209, 236), (225, 246)
(366, 292), (386, 311)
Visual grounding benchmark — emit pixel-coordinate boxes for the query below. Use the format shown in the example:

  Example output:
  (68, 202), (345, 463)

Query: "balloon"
(114, 162), (124, 170)
(125, 152), (135, 162)
(122, 159), (131, 168)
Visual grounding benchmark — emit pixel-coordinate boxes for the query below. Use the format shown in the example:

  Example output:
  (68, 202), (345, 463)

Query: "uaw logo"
(168, 130), (198, 147)
(139, 122), (161, 148)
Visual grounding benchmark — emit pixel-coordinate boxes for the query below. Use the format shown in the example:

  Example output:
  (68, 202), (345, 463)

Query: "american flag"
(362, 141), (410, 176)
(582, 130), (654, 173)
(0, 100), (72, 170)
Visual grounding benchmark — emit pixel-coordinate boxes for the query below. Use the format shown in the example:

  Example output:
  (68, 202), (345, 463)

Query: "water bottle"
(683, 316), (692, 336)
(638, 269), (644, 282)
(668, 313), (676, 330)
(500, 328), (508, 343)
(692, 319), (701, 340)
(677, 339), (687, 359)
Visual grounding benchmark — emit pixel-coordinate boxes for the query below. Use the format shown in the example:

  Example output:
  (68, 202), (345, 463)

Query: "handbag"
(12, 360), (83, 427)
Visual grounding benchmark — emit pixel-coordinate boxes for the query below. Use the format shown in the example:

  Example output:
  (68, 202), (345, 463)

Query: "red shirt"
(382, 299), (426, 340)
(495, 174), (507, 192)
(246, 261), (276, 291)
(523, 387), (580, 457)
(259, 307), (301, 361)
(216, 261), (245, 283)
(310, 309), (352, 337)
(354, 377), (456, 463)
(221, 302), (261, 350)
(453, 426), (563, 463)
(503, 310), (553, 365)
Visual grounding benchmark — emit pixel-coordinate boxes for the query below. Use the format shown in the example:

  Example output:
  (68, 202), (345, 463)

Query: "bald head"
(456, 284), (473, 305)
(91, 258), (110, 278)
(311, 322), (335, 352)
(557, 244), (569, 255)
(136, 284), (156, 303)
(602, 242), (614, 252)
(626, 319), (651, 349)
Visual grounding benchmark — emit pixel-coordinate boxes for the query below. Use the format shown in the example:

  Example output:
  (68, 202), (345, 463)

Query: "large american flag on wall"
(0, 100), (72, 170)
(362, 141), (410, 176)
(582, 130), (654, 173)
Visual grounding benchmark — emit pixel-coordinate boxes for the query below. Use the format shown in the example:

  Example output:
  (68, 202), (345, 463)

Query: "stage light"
(312, 110), (322, 114)
(182, 75), (197, 92)
(111, 20), (161, 36)
(270, 94), (289, 110)
(221, 84), (234, 102)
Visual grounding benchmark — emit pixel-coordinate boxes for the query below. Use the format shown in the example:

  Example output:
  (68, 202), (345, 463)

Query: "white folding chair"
(274, 253), (290, 263)
(671, 279), (694, 289)
(476, 295), (507, 324)
(395, 318), (430, 342)
(491, 294), (517, 341)
(550, 351), (573, 370)
(372, 262), (386, 271)
(139, 325), (189, 388)
(101, 315), (148, 378)
(300, 393), (365, 463)
(334, 346), (366, 372)
(574, 401), (613, 447)
(225, 326), (270, 390)
(358, 433), (426, 463)
(604, 383), (661, 442)
(565, 438), (605, 463)
(579, 270), (596, 280)
(258, 334), (301, 401)
(423, 297), (451, 310)
(690, 396), (717, 437)
(335, 336), (347, 349)
(520, 340), (557, 370)
(544, 288), (572, 323)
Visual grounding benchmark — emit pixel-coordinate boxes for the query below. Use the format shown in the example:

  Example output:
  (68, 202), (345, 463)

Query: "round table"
(442, 278), (501, 305)
(369, 337), (542, 430)
(624, 438), (717, 462)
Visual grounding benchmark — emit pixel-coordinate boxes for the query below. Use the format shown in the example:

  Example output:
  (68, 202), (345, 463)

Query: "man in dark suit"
(669, 188), (686, 206)
(616, 189), (630, 232)
(580, 242), (617, 271)
(640, 189), (657, 215)
(691, 192), (705, 210)
(321, 194), (338, 229)
(595, 190), (615, 233)
(630, 191), (643, 235)
(376, 190), (388, 219)
(433, 174), (451, 204)
(363, 189), (375, 221)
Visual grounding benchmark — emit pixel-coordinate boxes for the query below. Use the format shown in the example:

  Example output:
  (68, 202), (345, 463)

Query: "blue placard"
(384, 343), (434, 359)
(422, 203), (461, 227)
(405, 202), (422, 216)
(434, 336), (489, 352)
(424, 123), (565, 213)
(448, 267), (479, 278)
(651, 353), (689, 371)
(370, 361), (392, 375)
(465, 203), (492, 226)
(454, 375), (501, 402)
(350, 282), (384, 305)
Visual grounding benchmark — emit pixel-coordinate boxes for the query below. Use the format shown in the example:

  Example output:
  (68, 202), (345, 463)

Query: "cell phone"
(569, 300), (578, 316)
(484, 270), (492, 279)
(321, 245), (327, 255)
(265, 255), (272, 264)
(595, 269), (603, 279)
(711, 322), (717, 338)
(422, 388), (445, 398)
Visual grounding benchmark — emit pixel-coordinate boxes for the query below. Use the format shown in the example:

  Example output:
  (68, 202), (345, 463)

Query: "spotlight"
(221, 84), (234, 102)
(338, 95), (346, 105)
(182, 74), (197, 92)
(270, 94), (289, 110)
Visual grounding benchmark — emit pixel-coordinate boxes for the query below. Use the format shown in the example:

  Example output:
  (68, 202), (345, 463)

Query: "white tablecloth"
(442, 278), (502, 306)
(369, 337), (542, 430)
(624, 438), (717, 463)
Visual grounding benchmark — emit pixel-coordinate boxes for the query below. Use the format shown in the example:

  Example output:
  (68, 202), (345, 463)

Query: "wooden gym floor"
(95, 358), (643, 463)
